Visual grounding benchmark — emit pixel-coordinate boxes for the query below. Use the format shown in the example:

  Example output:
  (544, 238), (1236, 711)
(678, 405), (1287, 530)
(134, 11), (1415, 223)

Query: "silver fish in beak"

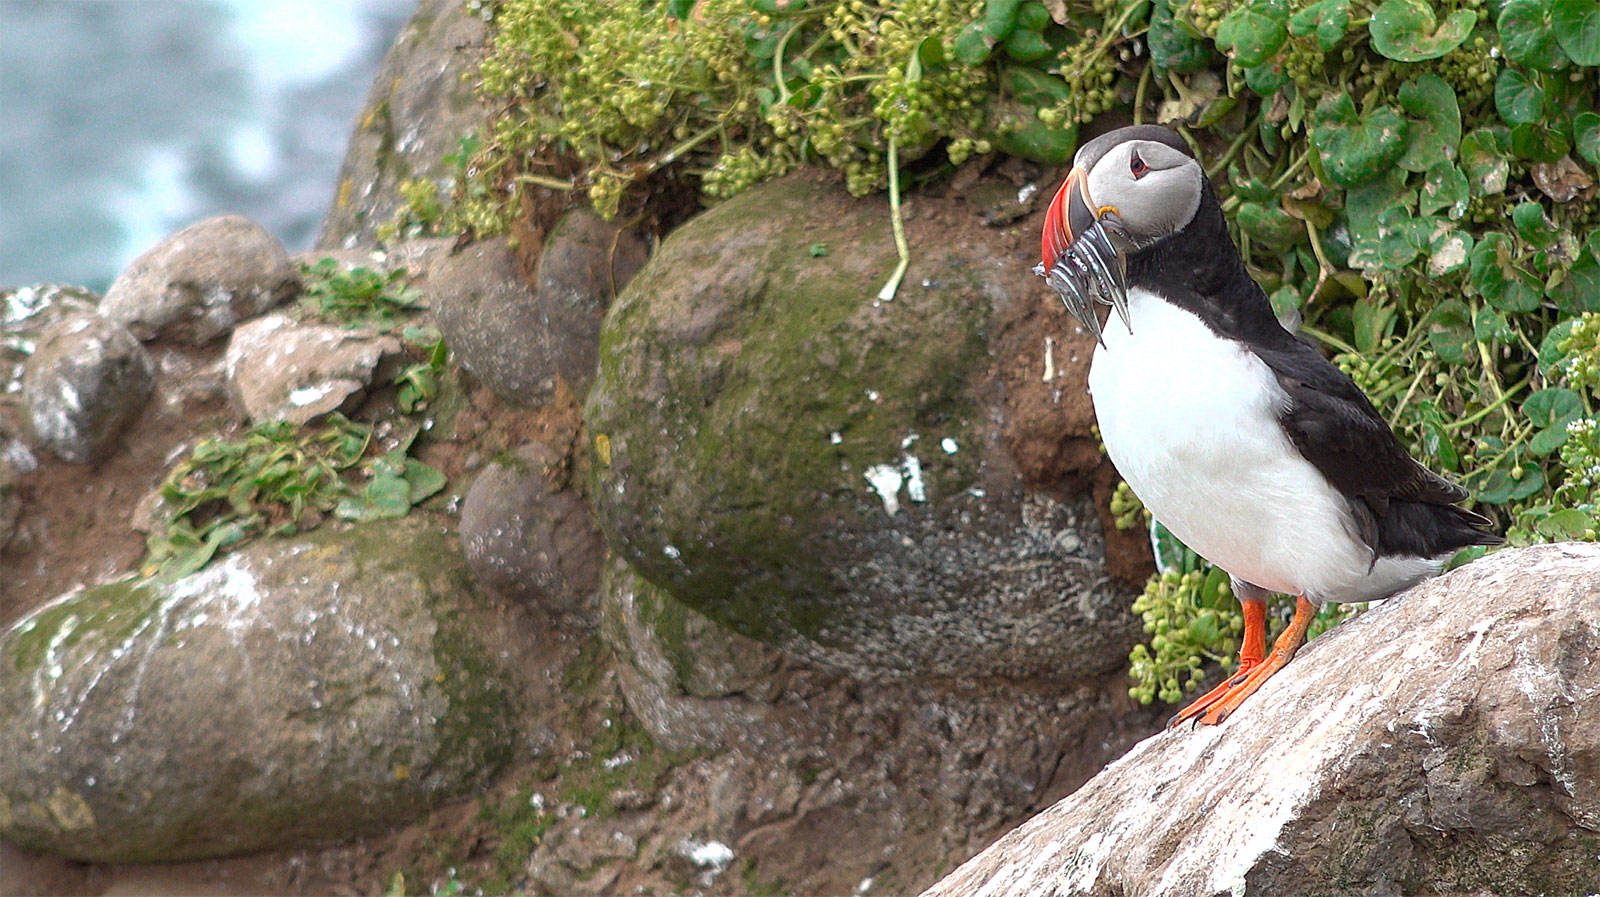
(1031, 165), (1131, 347)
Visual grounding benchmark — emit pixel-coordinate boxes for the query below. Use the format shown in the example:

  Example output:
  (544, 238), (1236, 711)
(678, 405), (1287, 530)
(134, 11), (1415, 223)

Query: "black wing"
(1251, 338), (1499, 559)
(1255, 339), (1466, 508)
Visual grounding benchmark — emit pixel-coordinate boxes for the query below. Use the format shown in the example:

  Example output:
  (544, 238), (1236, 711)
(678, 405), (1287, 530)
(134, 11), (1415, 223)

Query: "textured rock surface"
(0, 519), (517, 863)
(922, 544), (1600, 897)
(2, 283), (100, 394)
(600, 556), (785, 749)
(459, 441), (605, 613)
(316, 0), (490, 249)
(100, 215), (299, 345)
(534, 208), (650, 397)
(430, 238), (557, 406)
(591, 553), (1165, 894)
(586, 172), (1137, 680)
(0, 455), (16, 552)
(21, 313), (155, 464)
(293, 237), (456, 279)
(224, 313), (403, 424)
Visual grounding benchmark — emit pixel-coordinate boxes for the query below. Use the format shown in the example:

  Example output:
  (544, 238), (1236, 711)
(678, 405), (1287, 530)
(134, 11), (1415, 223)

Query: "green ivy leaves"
(1369, 0), (1475, 61)
(1312, 94), (1409, 187)
(1216, 0), (1289, 66)
(1576, 111), (1600, 165)
(1496, 0), (1600, 69)
(1470, 232), (1544, 312)
(1553, 0), (1600, 65)
(1289, 0), (1352, 51)
(1148, 0), (1215, 73)
(1495, 69), (1544, 126)
(1460, 128), (1511, 195)
(1524, 387), (1585, 454)
(1398, 74), (1461, 171)
(1499, 0), (1567, 70)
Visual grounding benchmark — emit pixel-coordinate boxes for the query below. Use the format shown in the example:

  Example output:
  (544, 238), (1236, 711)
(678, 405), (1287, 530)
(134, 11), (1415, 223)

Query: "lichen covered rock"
(100, 215), (299, 345)
(224, 313), (403, 424)
(921, 544), (1600, 897)
(459, 441), (605, 614)
(0, 519), (516, 863)
(586, 172), (1134, 680)
(599, 556), (785, 749)
(21, 312), (155, 464)
(2, 283), (101, 394)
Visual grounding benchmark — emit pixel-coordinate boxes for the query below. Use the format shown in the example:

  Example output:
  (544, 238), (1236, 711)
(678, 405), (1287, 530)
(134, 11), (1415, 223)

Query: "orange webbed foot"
(1168, 594), (1315, 729)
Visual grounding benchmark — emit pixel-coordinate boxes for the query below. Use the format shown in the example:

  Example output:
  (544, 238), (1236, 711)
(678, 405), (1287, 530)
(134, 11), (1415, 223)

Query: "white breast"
(1087, 288), (1443, 603)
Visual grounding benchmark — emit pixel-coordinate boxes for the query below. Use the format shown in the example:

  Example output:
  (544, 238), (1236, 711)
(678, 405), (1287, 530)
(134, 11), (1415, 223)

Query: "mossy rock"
(586, 172), (1135, 680)
(0, 519), (516, 862)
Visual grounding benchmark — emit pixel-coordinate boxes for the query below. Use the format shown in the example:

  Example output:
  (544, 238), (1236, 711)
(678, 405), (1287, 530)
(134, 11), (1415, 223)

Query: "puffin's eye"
(1129, 150), (1149, 179)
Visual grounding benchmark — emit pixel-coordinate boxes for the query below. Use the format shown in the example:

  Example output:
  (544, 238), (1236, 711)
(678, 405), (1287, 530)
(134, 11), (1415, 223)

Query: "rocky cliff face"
(7, 1), (1600, 895)
(921, 543), (1600, 897)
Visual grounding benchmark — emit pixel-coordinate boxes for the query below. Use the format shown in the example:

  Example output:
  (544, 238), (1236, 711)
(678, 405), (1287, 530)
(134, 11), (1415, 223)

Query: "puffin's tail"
(1378, 499), (1504, 559)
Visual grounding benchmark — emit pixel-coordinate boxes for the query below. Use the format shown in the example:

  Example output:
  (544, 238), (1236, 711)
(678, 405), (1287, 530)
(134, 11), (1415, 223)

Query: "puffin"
(1034, 124), (1502, 727)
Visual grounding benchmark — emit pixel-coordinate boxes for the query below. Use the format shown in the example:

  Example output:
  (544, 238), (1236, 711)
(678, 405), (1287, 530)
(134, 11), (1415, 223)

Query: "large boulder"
(21, 312), (155, 465)
(0, 519), (517, 863)
(100, 215), (300, 345)
(316, 0), (491, 249)
(585, 171), (1136, 680)
(224, 313), (404, 424)
(921, 543), (1600, 897)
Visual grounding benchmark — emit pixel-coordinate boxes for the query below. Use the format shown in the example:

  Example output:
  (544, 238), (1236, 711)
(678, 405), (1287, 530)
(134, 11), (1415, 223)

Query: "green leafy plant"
(297, 258), (424, 327)
(395, 325), (451, 414)
(143, 414), (446, 578)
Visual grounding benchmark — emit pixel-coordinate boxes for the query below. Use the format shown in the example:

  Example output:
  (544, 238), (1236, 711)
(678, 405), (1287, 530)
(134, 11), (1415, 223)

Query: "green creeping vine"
(416, 0), (1598, 704)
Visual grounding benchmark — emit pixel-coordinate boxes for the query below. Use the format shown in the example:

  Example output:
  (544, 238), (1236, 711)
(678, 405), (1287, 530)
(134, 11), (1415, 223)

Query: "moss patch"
(6, 578), (162, 675)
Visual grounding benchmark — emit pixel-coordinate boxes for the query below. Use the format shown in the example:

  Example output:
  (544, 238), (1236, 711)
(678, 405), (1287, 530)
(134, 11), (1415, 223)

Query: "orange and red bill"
(1034, 166), (1130, 345)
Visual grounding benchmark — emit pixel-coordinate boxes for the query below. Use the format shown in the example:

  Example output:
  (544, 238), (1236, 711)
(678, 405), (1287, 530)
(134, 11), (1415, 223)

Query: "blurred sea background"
(1, 0), (420, 292)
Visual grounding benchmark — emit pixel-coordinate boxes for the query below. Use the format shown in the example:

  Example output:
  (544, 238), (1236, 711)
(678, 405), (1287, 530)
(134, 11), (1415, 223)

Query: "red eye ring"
(1130, 151), (1149, 178)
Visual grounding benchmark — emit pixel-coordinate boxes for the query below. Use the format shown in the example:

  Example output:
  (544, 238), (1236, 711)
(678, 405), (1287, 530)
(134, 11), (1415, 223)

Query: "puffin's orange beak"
(1036, 166), (1131, 345)
(1041, 166), (1103, 270)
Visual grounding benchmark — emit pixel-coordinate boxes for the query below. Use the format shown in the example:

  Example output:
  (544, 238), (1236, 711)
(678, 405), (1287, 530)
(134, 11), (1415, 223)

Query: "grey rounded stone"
(224, 313), (404, 424)
(0, 520), (517, 863)
(22, 312), (155, 465)
(429, 238), (557, 406)
(535, 208), (650, 398)
(598, 556), (785, 749)
(100, 215), (299, 345)
(2, 283), (101, 395)
(459, 442), (604, 614)
(585, 173), (1137, 681)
